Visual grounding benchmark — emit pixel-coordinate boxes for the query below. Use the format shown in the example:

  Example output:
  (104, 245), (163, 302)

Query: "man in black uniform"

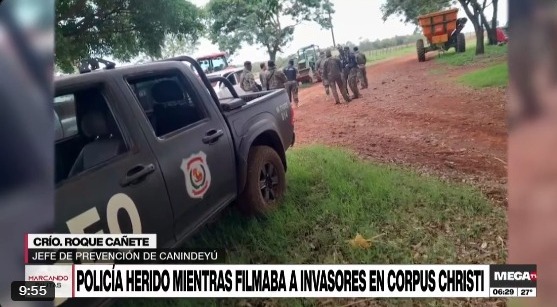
(344, 46), (361, 99)
(337, 45), (349, 93)
(283, 59), (299, 107)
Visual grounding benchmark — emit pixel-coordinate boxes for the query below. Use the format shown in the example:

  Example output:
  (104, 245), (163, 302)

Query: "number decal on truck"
(276, 102), (290, 121)
(57, 194), (140, 306)
(66, 193), (142, 234)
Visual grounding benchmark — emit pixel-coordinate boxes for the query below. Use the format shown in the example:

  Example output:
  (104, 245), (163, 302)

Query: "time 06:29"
(492, 288), (515, 296)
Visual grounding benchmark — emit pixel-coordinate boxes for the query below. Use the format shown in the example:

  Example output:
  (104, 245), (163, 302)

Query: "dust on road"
(293, 53), (507, 203)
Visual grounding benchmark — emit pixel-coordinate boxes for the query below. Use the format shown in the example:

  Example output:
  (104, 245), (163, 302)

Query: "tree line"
(264, 33), (426, 72)
(55, 0), (498, 73)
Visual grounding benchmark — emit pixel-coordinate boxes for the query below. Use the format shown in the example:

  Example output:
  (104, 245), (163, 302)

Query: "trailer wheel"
(456, 33), (466, 53)
(416, 39), (426, 62)
(238, 146), (286, 217)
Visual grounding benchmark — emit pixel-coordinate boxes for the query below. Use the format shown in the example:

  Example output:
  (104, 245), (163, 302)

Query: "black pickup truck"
(52, 56), (294, 305)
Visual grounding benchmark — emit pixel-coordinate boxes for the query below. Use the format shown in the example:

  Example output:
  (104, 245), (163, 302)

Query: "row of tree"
(55, 0), (498, 73)
(357, 34), (426, 51)
(55, 0), (335, 73)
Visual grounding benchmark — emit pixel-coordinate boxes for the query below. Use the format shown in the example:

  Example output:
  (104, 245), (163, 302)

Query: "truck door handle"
(202, 129), (224, 144)
(120, 164), (155, 187)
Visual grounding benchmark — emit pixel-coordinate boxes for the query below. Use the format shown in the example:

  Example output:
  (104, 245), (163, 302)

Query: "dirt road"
(293, 54), (507, 203)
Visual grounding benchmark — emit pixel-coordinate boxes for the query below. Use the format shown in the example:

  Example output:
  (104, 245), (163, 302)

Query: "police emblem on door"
(181, 151), (211, 199)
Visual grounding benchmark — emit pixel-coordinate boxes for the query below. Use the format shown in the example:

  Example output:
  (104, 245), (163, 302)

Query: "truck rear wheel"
(417, 39), (426, 62)
(238, 146), (286, 216)
(456, 33), (466, 53)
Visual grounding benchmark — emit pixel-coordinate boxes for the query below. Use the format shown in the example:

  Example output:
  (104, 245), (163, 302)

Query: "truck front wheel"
(238, 146), (286, 216)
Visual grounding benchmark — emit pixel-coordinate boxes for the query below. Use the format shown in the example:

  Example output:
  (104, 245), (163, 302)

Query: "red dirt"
(293, 53), (507, 201)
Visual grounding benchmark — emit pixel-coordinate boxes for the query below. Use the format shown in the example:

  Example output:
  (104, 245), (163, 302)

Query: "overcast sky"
(190, 0), (509, 64)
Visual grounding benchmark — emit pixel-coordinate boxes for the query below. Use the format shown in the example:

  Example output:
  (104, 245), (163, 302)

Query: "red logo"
(181, 152), (211, 199)
(530, 272), (537, 281)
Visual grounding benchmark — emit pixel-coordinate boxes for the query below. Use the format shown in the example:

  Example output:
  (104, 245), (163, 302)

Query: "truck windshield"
(211, 56), (226, 72)
(198, 55), (228, 74)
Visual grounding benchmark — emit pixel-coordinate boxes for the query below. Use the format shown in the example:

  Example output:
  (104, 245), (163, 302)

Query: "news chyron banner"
(24, 234), (537, 299)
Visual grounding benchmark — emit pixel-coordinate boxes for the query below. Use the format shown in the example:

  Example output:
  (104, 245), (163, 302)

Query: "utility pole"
(328, 9), (336, 47)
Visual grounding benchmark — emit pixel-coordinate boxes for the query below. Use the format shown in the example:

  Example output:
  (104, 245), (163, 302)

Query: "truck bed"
(219, 89), (294, 157)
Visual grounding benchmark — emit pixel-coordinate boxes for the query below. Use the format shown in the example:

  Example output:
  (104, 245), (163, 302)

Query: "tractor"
(295, 44), (322, 84)
(416, 8), (468, 62)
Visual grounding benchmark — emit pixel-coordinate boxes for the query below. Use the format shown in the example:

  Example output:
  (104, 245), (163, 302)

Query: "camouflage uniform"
(259, 69), (267, 90)
(344, 49), (361, 99)
(323, 52), (351, 104)
(315, 56), (322, 80)
(316, 53), (329, 95)
(355, 51), (368, 89)
(264, 67), (287, 90)
(239, 68), (260, 92)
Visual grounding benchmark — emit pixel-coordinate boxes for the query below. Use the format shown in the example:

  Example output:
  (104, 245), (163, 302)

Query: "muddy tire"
(417, 39), (426, 62)
(456, 33), (466, 53)
(238, 146), (286, 216)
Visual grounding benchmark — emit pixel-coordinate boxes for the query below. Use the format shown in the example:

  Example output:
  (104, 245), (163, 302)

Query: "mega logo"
(494, 271), (537, 281)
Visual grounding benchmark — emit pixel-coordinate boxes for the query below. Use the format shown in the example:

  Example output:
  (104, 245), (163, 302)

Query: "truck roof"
(197, 52), (227, 60)
(55, 61), (188, 88)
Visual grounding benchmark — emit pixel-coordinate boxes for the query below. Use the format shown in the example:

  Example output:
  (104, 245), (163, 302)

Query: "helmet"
(325, 50), (332, 57)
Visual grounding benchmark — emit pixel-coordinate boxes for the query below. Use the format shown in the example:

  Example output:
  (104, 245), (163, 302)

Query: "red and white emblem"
(181, 151), (211, 199)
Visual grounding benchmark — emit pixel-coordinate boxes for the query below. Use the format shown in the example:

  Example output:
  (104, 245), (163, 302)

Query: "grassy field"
(364, 45), (415, 64)
(328, 45), (415, 65)
(436, 43), (508, 67)
(459, 62), (509, 88)
(432, 40), (509, 88)
(119, 145), (506, 307)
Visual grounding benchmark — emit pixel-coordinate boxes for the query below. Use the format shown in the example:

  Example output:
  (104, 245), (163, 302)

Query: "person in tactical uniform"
(263, 60), (287, 90)
(259, 62), (267, 90)
(240, 61), (260, 92)
(337, 46), (349, 94)
(323, 49), (351, 104)
(343, 46), (361, 99)
(283, 59), (299, 107)
(316, 51), (330, 96)
(353, 47), (368, 89)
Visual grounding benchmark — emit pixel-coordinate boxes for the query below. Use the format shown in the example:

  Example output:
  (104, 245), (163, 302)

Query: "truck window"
(54, 94), (78, 141)
(127, 72), (205, 138)
(212, 57), (226, 72)
(227, 73), (237, 85)
(55, 87), (128, 184)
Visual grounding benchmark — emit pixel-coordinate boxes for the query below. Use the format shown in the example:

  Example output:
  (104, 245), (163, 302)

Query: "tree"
(134, 34), (200, 64)
(457, 0), (485, 54)
(55, 0), (205, 72)
(381, 0), (453, 25)
(205, 0), (334, 62)
(381, 0), (489, 55)
(467, 0), (499, 45)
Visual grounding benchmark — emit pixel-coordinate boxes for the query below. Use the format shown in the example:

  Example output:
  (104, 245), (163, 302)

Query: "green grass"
(330, 45), (415, 65)
(364, 45), (415, 64)
(459, 62), (509, 88)
(118, 145), (506, 307)
(436, 42), (508, 67)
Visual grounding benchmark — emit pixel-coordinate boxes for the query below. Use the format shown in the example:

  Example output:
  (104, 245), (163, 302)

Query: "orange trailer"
(416, 8), (468, 62)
